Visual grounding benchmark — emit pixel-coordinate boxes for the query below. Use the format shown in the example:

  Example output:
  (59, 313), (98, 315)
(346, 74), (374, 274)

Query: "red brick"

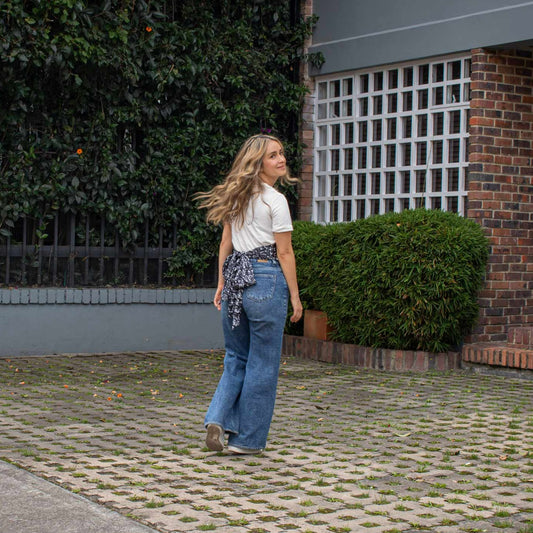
(494, 156), (513, 165)
(494, 137), (513, 147)
(503, 75), (523, 85)
(495, 101), (516, 111)
(471, 153), (494, 162)
(494, 120), (514, 130)
(484, 164), (502, 173)
(471, 116), (495, 126)
(512, 122), (532, 131)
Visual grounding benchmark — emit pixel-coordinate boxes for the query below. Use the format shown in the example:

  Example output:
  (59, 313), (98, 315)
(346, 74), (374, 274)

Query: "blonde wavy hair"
(195, 134), (298, 226)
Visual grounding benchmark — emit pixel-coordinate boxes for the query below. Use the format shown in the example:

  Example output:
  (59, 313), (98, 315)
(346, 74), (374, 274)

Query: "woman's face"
(259, 140), (286, 186)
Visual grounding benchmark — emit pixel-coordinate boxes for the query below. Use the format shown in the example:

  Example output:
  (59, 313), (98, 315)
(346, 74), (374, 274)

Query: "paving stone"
(0, 351), (532, 533)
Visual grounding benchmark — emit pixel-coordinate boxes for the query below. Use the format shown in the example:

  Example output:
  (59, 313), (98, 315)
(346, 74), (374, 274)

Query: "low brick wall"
(462, 343), (533, 370)
(283, 335), (462, 372)
(508, 327), (533, 349)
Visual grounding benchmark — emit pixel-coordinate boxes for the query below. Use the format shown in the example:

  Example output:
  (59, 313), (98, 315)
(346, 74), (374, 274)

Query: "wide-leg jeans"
(204, 259), (289, 450)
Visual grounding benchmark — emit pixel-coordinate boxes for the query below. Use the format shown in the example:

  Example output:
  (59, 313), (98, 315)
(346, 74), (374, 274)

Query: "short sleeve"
(271, 193), (293, 233)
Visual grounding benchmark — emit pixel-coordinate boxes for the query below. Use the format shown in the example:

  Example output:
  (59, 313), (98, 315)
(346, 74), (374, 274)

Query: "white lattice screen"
(314, 55), (470, 223)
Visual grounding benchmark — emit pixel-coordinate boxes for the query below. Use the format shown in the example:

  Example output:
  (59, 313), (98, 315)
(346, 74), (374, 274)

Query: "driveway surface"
(0, 350), (531, 533)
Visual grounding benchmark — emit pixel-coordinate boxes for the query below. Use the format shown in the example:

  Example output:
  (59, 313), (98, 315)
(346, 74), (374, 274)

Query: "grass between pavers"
(0, 350), (532, 533)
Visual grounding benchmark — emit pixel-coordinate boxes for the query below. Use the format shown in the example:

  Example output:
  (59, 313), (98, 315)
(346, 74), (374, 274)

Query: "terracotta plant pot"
(303, 309), (334, 341)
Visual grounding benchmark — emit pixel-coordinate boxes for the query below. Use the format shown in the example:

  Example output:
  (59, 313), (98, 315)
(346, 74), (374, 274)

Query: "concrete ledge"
(0, 287), (223, 357)
(0, 287), (214, 305)
(283, 334), (461, 371)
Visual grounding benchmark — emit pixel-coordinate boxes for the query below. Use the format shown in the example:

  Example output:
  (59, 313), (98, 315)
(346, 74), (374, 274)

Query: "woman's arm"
(274, 231), (303, 323)
(214, 223), (233, 311)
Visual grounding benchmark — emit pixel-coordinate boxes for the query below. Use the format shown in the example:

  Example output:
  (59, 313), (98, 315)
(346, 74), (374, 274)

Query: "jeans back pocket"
(245, 274), (276, 302)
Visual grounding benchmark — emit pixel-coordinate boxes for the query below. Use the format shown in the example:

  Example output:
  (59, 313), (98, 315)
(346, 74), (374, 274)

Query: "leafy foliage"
(0, 0), (317, 284)
(290, 210), (490, 352)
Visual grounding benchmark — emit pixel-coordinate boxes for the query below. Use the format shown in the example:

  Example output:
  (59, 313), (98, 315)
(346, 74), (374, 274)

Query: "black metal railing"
(0, 213), (216, 287)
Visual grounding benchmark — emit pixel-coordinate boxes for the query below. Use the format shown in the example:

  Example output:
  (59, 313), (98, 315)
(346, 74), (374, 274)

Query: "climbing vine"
(0, 0), (318, 283)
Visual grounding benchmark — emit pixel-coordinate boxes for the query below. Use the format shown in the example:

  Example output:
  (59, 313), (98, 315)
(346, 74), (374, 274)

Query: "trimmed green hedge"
(290, 210), (490, 352)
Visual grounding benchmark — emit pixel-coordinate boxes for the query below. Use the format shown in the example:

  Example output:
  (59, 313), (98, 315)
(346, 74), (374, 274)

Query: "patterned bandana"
(221, 244), (277, 328)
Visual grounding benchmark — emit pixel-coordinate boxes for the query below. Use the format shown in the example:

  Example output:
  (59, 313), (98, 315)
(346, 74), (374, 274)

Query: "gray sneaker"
(206, 424), (225, 451)
(227, 445), (263, 455)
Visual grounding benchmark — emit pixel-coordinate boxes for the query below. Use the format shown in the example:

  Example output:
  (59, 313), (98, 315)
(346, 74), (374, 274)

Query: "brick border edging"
(462, 343), (533, 370)
(283, 335), (462, 371)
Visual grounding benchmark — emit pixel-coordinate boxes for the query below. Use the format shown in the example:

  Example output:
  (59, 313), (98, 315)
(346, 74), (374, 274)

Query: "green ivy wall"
(0, 0), (315, 284)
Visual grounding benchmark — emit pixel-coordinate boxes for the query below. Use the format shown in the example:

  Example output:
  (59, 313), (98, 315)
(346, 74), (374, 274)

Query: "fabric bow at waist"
(222, 244), (277, 328)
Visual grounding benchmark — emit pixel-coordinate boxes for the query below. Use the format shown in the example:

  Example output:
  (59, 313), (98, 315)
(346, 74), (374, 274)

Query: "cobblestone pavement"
(0, 351), (532, 533)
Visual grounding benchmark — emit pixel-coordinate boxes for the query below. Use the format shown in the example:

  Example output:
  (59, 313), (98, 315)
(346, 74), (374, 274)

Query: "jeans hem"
(227, 439), (266, 450)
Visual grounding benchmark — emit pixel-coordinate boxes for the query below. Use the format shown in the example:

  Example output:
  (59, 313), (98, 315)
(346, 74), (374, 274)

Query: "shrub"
(284, 220), (325, 335)
(291, 220), (327, 310)
(290, 210), (490, 352)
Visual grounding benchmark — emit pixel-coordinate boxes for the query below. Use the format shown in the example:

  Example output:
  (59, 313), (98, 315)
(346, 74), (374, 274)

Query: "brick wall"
(298, 0), (315, 221)
(467, 48), (533, 343)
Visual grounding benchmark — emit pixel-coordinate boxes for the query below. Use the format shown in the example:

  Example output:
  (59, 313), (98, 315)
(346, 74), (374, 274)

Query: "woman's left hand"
(214, 286), (223, 311)
(290, 295), (303, 323)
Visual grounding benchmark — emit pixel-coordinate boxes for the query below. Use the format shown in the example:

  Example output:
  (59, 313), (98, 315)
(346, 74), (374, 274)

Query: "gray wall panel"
(312, 0), (531, 43)
(0, 289), (224, 356)
(310, 1), (533, 75)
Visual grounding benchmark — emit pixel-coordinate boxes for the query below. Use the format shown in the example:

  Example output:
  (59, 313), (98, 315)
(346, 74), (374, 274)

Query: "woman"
(196, 134), (303, 454)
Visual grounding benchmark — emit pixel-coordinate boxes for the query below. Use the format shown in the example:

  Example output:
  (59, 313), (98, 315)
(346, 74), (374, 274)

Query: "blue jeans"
(204, 259), (289, 450)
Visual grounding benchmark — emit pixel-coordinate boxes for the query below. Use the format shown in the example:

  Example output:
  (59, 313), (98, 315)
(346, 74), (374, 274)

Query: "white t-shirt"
(231, 183), (293, 252)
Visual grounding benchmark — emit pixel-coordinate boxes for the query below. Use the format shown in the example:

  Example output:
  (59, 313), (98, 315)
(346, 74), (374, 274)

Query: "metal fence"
(0, 213), (216, 287)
